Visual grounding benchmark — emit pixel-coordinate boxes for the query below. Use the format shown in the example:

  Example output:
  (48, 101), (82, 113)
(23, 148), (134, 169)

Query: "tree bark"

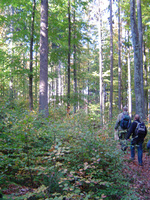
(35, 47), (38, 104)
(148, 49), (150, 123)
(98, 1), (103, 122)
(109, 0), (113, 119)
(130, 0), (143, 119)
(67, 0), (71, 115)
(137, 0), (145, 118)
(73, 0), (77, 113)
(29, 0), (36, 111)
(39, 0), (49, 117)
(127, 31), (132, 117)
(143, 43), (148, 116)
(118, 0), (121, 110)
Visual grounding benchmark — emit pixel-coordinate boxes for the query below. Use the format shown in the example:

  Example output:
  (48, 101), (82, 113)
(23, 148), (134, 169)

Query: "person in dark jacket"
(126, 114), (147, 166)
(114, 106), (131, 140)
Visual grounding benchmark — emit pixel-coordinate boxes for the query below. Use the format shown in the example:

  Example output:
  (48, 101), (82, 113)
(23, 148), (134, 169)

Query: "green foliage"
(0, 102), (139, 199)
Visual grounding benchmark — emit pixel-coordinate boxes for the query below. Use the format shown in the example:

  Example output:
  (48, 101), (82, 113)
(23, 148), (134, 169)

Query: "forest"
(0, 0), (150, 199)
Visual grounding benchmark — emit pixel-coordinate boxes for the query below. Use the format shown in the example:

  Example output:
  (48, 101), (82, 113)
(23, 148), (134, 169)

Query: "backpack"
(132, 122), (147, 145)
(119, 114), (131, 130)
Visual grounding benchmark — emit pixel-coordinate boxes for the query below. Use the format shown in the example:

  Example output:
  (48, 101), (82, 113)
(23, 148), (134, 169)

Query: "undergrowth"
(0, 101), (139, 200)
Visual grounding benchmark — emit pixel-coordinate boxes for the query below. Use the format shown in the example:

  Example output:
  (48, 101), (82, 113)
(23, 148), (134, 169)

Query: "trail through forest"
(122, 148), (150, 200)
(2, 137), (150, 199)
(3, 149), (150, 200)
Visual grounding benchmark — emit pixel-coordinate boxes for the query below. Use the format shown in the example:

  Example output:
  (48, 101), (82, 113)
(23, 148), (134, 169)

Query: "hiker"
(126, 114), (147, 166)
(114, 106), (131, 140)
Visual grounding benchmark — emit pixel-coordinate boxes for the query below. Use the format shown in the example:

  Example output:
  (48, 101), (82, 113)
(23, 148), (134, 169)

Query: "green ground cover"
(0, 103), (139, 200)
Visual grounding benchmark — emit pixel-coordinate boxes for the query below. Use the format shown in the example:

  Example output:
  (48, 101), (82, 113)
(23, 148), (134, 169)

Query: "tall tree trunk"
(143, 43), (148, 116)
(29, 0), (36, 111)
(118, 0), (121, 110)
(78, 61), (81, 110)
(23, 53), (26, 99)
(39, 0), (49, 117)
(127, 31), (132, 117)
(137, 0), (145, 118)
(35, 47), (38, 104)
(148, 49), (150, 123)
(67, 0), (71, 115)
(56, 65), (59, 104)
(57, 62), (61, 105)
(98, 1), (103, 123)
(73, 0), (77, 113)
(109, 0), (113, 119)
(130, 0), (143, 119)
(87, 62), (89, 113)
(9, 6), (14, 102)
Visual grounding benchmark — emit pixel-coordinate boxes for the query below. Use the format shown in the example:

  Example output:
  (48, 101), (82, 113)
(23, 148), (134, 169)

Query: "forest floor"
(2, 144), (150, 200)
(122, 147), (150, 200)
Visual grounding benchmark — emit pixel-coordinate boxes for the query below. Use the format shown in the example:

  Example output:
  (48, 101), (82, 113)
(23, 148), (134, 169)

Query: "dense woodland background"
(0, 0), (150, 119)
(0, 0), (150, 199)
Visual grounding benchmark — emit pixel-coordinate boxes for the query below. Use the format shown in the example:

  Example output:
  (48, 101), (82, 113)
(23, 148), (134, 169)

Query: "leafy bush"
(0, 103), (139, 199)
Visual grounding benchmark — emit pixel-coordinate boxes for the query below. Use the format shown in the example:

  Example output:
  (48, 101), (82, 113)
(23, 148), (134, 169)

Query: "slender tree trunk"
(73, 1), (77, 113)
(9, 6), (14, 102)
(23, 53), (26, 98)
(148, 49), (150, 123)
(51, 67), (55, 104)
(67, 0), (71, 115)
(118, 0), (121, 110)
(58, 62), (61, 105)
(35, 47), (38, 104)
(60, 68), (64, 104)
(29, 0), (36, 111)
(56, 65), (59, 104)
(137, 0), (145, 118)
(98, 1), (103, 123)
(130, 0), (143, 119)
(39, 0), (49, 117)
(127, 31), (132, 117)
(109, 0), (113, 119)
(62, 75), (64, 104)
(87, 62), (89, 113)
(143, 43), (148, 116)
(78, 62), (81, 110)
(73, 46), (77, 114)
